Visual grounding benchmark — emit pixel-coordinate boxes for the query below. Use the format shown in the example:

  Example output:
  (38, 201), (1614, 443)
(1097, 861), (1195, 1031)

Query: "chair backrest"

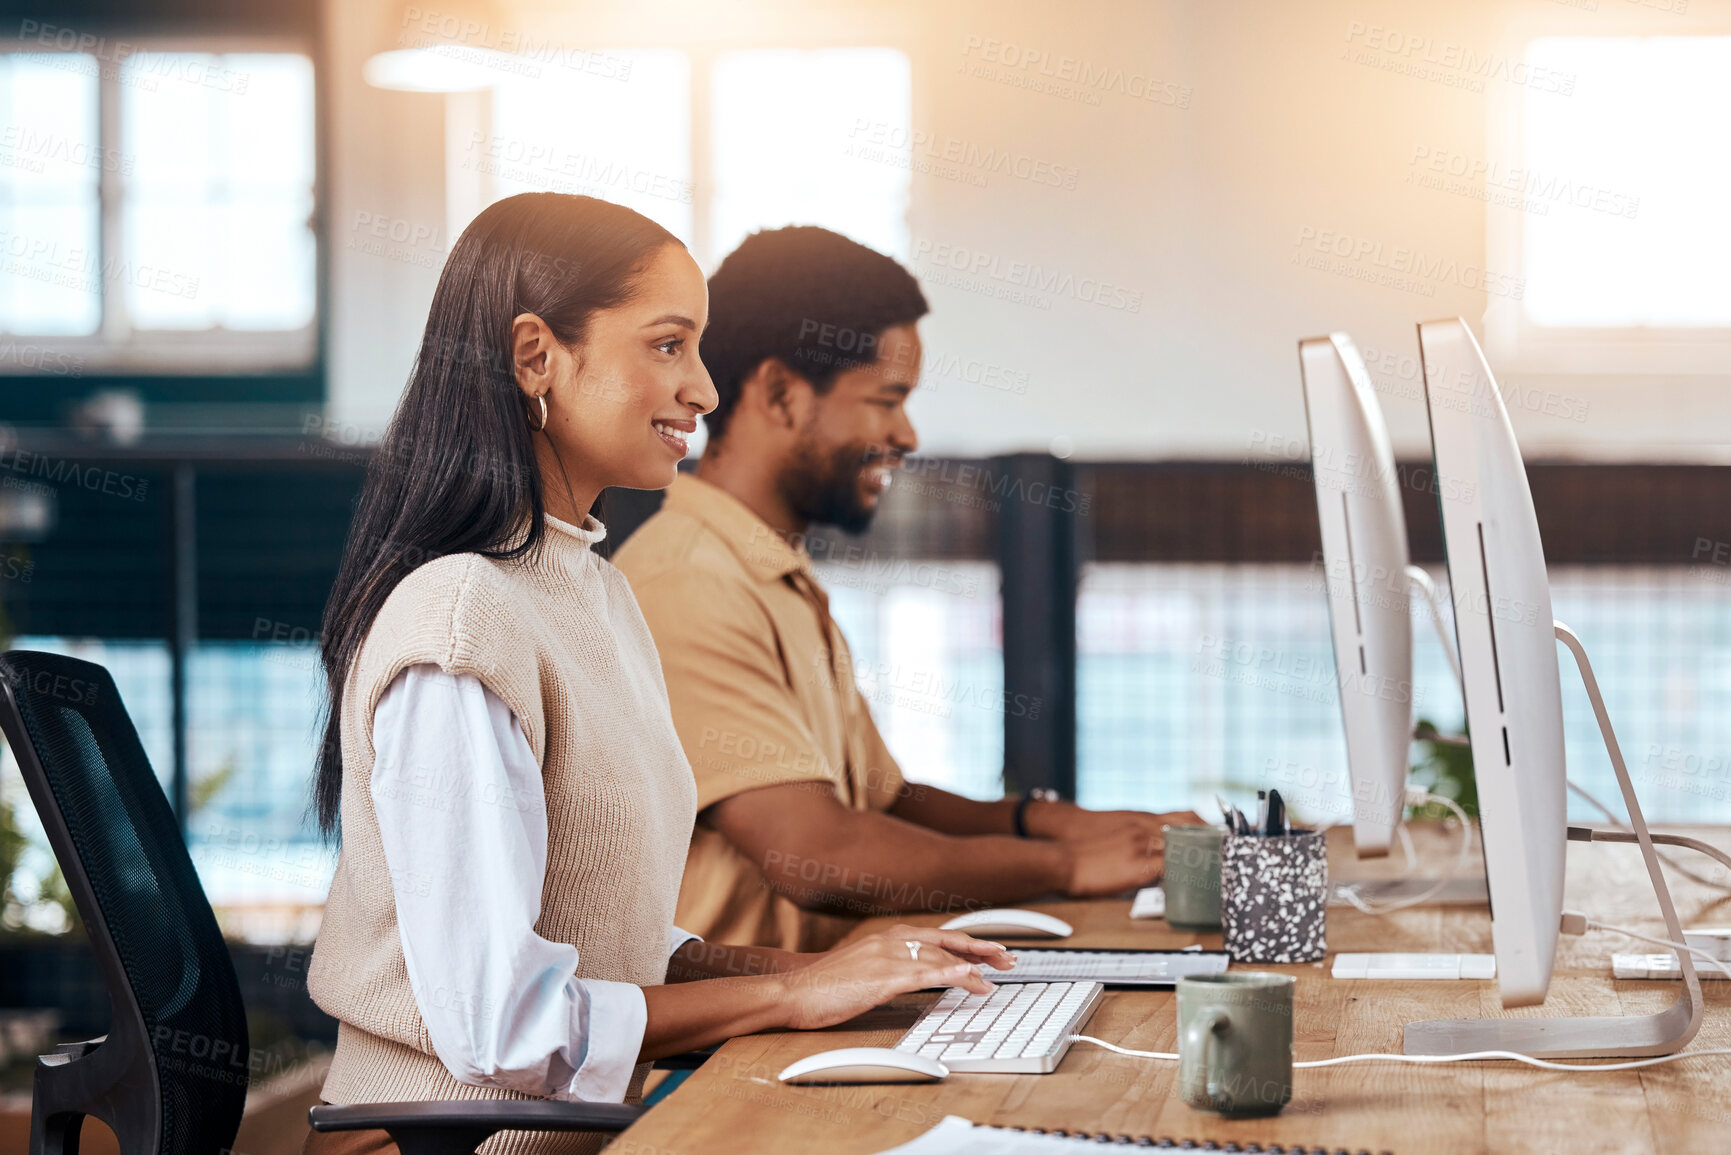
(0, 650), (248, 1155)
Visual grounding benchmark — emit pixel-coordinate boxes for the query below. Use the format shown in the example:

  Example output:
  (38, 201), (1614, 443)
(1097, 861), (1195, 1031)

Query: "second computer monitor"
(1419, 317), (1567, 1009)
(1299, 333), (1414, 859)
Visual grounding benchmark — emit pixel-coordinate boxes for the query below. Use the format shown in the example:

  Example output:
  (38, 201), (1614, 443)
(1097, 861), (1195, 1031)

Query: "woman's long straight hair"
(314, 192), (678, 835)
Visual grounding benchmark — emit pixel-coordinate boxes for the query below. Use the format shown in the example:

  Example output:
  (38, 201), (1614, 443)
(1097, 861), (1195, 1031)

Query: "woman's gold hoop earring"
(529, 393), (549, 432)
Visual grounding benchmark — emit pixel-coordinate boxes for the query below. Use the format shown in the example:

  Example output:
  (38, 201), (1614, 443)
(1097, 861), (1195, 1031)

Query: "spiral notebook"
(874, 1115), (1393, 1154)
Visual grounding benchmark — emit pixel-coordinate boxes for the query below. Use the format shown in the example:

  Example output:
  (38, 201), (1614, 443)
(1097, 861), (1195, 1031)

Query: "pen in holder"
(1219, 829), (1327, 964)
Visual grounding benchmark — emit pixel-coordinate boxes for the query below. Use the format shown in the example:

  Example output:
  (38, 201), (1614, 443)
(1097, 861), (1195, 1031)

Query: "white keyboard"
(983, 948), (1228, 986)
(893, 981), (1103, 1074)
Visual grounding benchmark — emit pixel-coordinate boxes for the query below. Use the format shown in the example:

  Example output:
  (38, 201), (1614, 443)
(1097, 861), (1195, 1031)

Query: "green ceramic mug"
(1177, 972), (1294, 1117)
(1162, 824), (1224, 931)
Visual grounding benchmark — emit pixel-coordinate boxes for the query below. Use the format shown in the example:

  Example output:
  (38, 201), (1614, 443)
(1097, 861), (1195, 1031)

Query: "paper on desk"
(873, 1116), (1091, 1153)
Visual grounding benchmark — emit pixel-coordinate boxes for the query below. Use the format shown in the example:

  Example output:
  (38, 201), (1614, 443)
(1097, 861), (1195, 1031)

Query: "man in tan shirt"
(615, 227), (1199, 952)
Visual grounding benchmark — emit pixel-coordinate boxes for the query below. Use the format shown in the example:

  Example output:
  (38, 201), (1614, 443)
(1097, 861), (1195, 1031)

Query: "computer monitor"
(1418, 317), (1567, 1009)
(1298, 335), (1413, 859)
(1401, 318), (1699, 1056)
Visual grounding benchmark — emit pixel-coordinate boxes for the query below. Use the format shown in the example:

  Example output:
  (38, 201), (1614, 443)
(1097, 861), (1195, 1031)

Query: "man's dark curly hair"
(700, 226), (929, 445)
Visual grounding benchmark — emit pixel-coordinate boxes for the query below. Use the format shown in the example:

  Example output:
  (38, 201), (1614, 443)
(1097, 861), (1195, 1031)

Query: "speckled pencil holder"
(1220, 830), (1327, 964)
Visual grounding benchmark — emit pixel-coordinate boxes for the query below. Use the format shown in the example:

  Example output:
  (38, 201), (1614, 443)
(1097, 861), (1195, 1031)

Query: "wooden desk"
(614, 825), (1731, 1154)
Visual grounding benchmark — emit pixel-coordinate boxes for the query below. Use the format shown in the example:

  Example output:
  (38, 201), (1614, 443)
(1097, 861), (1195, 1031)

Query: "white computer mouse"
(940, 908), (1073, 939)
(777, 1047), (949, 1085)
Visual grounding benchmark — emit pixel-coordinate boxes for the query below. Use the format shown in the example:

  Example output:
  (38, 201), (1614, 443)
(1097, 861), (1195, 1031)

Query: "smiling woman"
(300, 192), (1007, 1154)
(311, 192), (698, 796)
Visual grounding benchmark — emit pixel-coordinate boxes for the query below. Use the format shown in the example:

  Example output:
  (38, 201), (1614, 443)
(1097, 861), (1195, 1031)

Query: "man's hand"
(1026, 803), (1207, 847)
(1059, 825), (1167, 897)
(1038, 809), (1212, 897)
(709, 781), (1076, 914)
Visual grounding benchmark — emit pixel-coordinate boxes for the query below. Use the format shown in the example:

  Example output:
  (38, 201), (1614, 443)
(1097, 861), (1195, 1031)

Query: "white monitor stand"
(1403, 621), (1702, 1058)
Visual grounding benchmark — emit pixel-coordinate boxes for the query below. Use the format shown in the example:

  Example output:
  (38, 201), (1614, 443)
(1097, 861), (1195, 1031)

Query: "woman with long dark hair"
(304, 193), (1008, 1154)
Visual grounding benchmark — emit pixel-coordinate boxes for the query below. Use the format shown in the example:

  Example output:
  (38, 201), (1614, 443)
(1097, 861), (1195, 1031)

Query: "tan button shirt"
(613, 474), (908, 951)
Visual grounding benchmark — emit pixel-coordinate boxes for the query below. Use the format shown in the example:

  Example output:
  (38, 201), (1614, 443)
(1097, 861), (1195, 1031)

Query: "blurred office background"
(1, 0), (1730, 1141)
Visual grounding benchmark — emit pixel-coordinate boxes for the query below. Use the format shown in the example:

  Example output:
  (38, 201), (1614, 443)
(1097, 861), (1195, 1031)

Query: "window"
(184, 641), (334, 945)
(821, 561), (1005, 800)
(472, 50), (692, 243)
(1486, 36), (1731, 372)
(1522, 37), (1731, 329)
(1, 638), (172, 934)
(122, 53), (316, 334)
(709, 48), (912, 266)
(0, 55), (101, 336)
(1075, 565), (1464, 822)
(0, 635), (335, 944)
(0, 47), (316, 372)
(1075, 564), (1731, 826)
(452, 45), (911, 458)
(457, 46), (911, 270)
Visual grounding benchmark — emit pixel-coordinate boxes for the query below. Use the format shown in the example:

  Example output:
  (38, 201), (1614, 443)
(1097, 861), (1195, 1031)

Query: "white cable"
(1400, 744), (1731, 893)
(1391, 822), (1420, 884)
(1327, 820), (1420, 883)
(1296, 1049), (1731, 1072)
(1069, 915), (1731, 1074)
(1333, 790), (1473, 915)
(1067, 1036), (1731, 1072)
(1070, 1036), (1176, 1060)
(1577, 916), (1731, 983)
(1067, 917), (1731, 1074)
(1567, 779), (1731, 893)
(1331, 822), (1416, 911)
(1405, 565), (1464, 693)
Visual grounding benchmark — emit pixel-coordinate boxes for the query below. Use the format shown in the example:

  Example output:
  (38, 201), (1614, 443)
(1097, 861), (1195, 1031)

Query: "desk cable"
(1327, 782), (1731, 917)
(1559, 910), (1731, 982)
(1066, 1035), (1731, 1072)
(1067, 914), (1731, 1074)
(1331, 787), (1474, 915)
(1425, 727), (1731, 894)
(1565, 780), (1731, 893)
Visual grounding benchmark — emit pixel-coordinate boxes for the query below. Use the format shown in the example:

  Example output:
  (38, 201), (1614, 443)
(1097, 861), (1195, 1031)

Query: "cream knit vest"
(308, 515), (696, 1155)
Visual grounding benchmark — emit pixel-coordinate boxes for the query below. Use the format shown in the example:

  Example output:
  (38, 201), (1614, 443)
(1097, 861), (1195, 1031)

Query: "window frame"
(1483, 22), (1731, 377)
(0, 34), (323, 377)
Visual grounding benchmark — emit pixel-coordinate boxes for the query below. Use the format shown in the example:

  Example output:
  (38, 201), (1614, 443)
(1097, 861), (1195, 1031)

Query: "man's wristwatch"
(1012, 788), (1062, 838)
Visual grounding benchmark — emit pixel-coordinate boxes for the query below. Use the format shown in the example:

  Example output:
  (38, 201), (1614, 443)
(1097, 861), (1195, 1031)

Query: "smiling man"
(614, 226), (1198, 952)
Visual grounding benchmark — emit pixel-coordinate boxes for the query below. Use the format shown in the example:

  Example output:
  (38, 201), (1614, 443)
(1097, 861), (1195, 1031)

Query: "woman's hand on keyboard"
(775, 925), (1016, 1031)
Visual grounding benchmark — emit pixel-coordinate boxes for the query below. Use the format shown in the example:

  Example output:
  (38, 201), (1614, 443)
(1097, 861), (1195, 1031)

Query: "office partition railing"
(4, 443), (1731, 938)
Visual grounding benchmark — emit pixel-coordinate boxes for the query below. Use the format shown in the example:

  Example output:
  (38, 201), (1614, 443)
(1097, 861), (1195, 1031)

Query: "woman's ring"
(906, 940), (921, 961)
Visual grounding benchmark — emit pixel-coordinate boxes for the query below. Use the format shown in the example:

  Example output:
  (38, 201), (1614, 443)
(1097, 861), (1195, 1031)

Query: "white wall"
(323, 0), (1731, 461)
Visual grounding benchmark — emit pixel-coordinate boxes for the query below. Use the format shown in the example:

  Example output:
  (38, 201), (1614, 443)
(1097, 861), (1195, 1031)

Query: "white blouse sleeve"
(370, 663), (648, 1102)
(669, 926), (700, 958)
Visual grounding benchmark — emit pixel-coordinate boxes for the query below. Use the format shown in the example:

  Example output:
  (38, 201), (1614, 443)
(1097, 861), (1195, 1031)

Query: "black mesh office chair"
(0, 650), (648, 1155)
(0, 650), (250, 1155)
